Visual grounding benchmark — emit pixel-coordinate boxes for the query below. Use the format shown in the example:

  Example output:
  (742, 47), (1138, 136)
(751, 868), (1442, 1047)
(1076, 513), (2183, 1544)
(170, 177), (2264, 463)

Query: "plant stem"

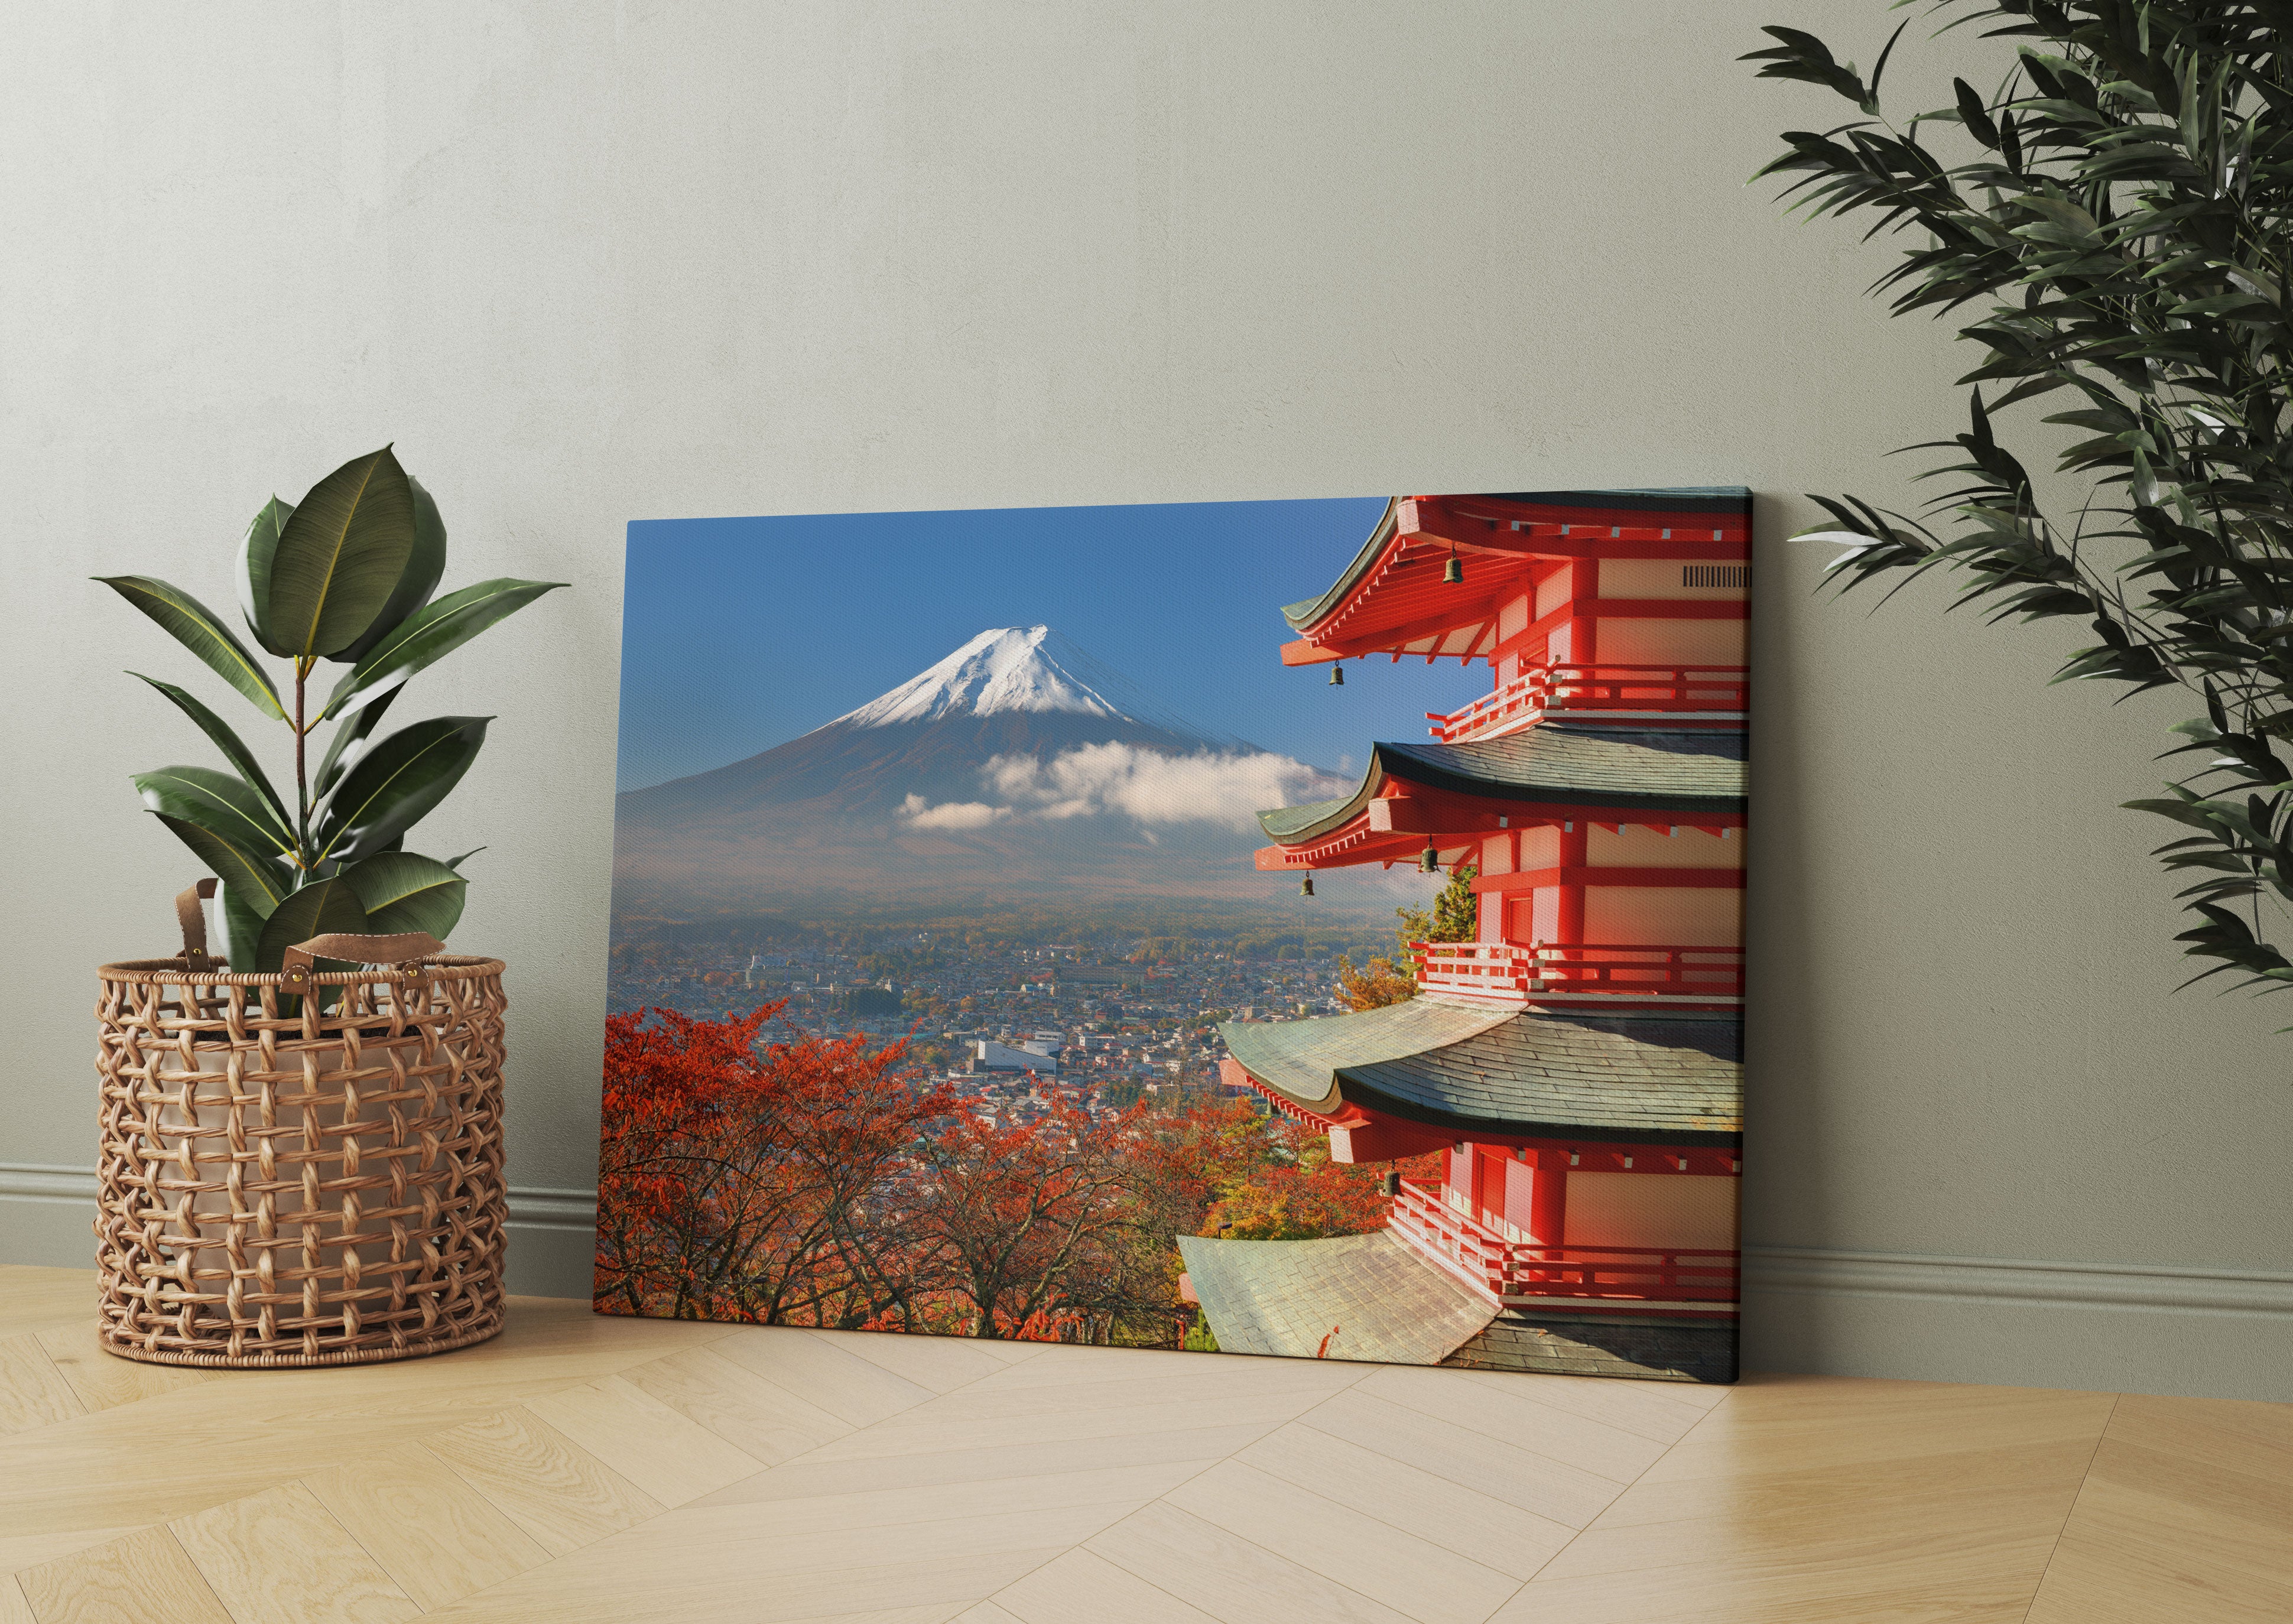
(294, 658), (309, 863)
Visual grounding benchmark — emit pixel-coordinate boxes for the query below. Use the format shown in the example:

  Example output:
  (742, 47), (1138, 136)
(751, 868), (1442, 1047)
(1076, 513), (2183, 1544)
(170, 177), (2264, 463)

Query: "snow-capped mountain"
(612, 628), (1301, 914)
(832, 626), (1234, 743)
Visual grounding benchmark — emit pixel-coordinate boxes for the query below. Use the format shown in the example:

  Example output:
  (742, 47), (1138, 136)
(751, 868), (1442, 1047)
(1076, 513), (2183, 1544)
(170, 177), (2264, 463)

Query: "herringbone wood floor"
(0, 1264), (2285, 1623)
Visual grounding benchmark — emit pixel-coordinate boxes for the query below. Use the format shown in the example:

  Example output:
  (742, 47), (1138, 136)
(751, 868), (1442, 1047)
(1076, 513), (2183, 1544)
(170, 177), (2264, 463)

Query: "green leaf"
(443, 846), (484, 870)
(268, 446), (417, 660)
(96, 576), (286, 720)
(254, 876), (371, 977)
(313, 715), (490, 863)
(334, 475), (449, 665)
(340, 850), (467, 939)
(217, 882), (268, 971)
(150, 814), (290, 915)
(235, 496), (295, 656)
(134, 765), (294, 857)
(311, 684), (401, 801)
(129, 673), (290, 830)
(319, 577), (566, 722)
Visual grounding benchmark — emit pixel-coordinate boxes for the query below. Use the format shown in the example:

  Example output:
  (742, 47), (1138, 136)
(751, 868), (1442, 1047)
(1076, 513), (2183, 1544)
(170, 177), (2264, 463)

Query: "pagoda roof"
(1176, 1231), (1495, 1364)
(1257, 723), (1746, 846)
(1282, 488), (1753, 643)
(1219, 998), (1742, 1148)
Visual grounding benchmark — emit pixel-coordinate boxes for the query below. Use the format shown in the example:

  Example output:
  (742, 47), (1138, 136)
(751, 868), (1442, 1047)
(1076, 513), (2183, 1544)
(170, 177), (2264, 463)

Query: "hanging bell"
(1328, 663), (1344, 686)
(1299, 873), (1316, 897)
(1443, 552), (1464, 585)
(1419, 845), (1440, 873)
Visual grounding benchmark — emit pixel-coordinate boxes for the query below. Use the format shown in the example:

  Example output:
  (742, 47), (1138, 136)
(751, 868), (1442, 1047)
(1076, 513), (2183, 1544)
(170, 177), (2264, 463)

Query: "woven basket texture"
(92, 956), (509, 1367)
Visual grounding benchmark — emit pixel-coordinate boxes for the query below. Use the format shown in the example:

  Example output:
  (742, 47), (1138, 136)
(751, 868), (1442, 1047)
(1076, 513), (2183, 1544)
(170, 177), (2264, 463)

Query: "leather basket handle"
(280, 931), (447, 988)
(175, 880), (219, 972)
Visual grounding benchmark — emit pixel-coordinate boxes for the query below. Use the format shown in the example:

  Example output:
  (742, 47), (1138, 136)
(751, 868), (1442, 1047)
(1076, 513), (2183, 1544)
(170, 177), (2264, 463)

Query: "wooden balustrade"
(1426, 662), (1748, 743)
(1388, 1180), (1739, 1307)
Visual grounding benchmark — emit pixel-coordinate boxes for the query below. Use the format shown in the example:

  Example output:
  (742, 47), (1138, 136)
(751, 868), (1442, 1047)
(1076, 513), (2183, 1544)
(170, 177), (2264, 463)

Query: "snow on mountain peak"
(832, 626), (1219, 739)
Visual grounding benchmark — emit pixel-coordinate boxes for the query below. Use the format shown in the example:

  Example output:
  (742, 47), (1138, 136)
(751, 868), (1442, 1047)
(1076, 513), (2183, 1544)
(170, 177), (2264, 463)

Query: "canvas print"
(598, 489), (1748, 1382)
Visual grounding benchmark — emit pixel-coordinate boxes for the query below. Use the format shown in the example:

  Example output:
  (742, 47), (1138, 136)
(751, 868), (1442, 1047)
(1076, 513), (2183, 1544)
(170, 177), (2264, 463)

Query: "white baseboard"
(1742, 1244), (2293, 1316)
(0, 1162), (598, 1232)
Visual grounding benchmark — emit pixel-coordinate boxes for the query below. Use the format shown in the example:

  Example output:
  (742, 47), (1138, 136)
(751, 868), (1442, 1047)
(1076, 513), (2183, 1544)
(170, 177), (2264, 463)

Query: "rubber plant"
(1746, 3), (2293, 998)
(100, 447), (564, 971)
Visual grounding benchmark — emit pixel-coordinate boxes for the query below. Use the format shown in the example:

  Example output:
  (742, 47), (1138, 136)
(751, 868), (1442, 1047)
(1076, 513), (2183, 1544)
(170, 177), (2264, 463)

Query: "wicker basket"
(92, 884), (509, 1367)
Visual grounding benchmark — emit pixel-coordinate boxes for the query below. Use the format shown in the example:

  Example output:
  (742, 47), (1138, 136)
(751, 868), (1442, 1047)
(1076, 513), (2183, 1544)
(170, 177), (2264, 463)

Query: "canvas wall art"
(598, 489), (1748, 1382)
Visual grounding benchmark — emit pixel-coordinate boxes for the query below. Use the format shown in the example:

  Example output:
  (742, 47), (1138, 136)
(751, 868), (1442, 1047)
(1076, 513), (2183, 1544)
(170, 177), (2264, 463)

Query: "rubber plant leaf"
(340, 850), (467, 939)
(130, 673), (291, 829)
(313, 715), (491, 864)
(254, 875), (371, 979)
(150, 814), (290, 917)
(134, 765), (295, 858)
(217, 881), (268, 971)
(266, 446), (417, 660)
(320, 577), (567, 721)
(235, 496), (295, 656)
(311, 684), (402, 801)
(95, 576), (286, 720)
(334, 475), (449, 665)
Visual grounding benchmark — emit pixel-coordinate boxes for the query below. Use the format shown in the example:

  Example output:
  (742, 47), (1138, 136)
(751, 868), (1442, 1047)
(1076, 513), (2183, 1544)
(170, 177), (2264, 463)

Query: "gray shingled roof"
(1279, 488), (1752, 634)
(1254, 723), (1746, 846)
(1177, 1230), (1495, 1365)
(1220, 999), (1742, 1148)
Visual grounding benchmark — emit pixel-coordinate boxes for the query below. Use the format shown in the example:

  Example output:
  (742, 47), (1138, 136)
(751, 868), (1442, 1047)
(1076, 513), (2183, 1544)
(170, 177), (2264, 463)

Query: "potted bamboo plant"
(90, 447), (562, 1368)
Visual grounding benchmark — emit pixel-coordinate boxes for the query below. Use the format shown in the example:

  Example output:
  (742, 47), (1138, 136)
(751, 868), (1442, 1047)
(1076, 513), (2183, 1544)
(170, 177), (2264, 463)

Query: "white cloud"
(896, 745), (1348, 834)
(897, 792), (1010, 830)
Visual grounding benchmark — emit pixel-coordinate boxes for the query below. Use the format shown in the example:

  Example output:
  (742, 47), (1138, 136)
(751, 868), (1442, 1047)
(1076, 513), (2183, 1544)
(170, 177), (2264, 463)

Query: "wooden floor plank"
(170, 1482), (419, 1624)
(1165, 1459), (1522, 1624)
(34, 1330), (213, 1416)
(708, 1327), (937, 1429)
(803, 1327), (1024, 1394)
(304, 1442), (554, 1611)
(1089, 1499), (1417, 1624)
(2024, 1433), (2293, 1623)
(1295, 1388), (1625, 1529)
(618, 1345), (854, 1466)
(17, 1526), (233, 1624)
(522, 1375), (768, 1506)
(1236, 1421), (1573, 1581)
(0, 1336), (84, 1437)
(1, 1270), (2284, 1624)
(420, 1409), (665, 1557)
(993, 1548), (1222, 1624)
(1353, 1365), (1671, 1486)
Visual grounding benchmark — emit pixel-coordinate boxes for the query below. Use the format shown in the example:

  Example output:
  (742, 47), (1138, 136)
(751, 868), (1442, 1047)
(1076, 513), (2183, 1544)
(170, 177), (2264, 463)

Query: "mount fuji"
(612, 628), (1339, 917)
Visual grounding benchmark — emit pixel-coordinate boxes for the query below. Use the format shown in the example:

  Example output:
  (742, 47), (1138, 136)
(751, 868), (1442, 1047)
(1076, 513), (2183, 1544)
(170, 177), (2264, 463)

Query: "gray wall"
(5, 3), (2285, 1401)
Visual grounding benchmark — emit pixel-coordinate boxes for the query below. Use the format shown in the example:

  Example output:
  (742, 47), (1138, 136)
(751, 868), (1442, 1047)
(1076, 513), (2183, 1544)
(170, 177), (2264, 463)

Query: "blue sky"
(616, 496), (1495, 793)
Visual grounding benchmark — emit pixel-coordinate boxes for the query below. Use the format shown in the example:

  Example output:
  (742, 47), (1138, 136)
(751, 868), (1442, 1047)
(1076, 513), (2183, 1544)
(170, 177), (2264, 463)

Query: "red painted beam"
(1473, 865), (1746, 895)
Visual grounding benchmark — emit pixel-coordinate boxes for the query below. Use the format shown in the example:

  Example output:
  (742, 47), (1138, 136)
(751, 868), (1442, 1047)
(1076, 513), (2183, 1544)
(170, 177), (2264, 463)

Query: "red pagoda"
(1183, 489), (1749, 1382)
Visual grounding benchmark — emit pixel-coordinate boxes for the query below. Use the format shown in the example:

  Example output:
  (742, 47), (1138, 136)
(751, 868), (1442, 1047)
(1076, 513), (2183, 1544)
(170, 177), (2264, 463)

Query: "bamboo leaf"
(96, 576), (285, 720)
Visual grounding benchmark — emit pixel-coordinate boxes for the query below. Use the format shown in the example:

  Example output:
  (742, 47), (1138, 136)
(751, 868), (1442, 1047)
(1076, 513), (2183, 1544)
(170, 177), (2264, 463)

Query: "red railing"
(1427, 662), (1748, 743)
(1411, 941), (1743, 1001)
(1389, 1180), (1739, 1307)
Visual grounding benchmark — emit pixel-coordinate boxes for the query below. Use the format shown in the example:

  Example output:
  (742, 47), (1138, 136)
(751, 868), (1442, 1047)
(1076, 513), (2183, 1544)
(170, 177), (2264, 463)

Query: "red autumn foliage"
(596, 1003), (1419, 1344)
